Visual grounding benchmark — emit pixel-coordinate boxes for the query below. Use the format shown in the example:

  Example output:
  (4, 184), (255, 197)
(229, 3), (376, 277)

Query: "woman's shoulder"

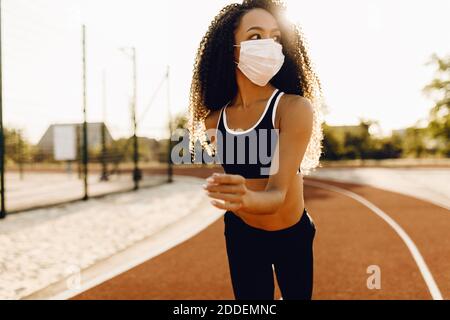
(279, 93), (312, 110)
(277, 93), (313, 128)
(204, 108), (223, 131)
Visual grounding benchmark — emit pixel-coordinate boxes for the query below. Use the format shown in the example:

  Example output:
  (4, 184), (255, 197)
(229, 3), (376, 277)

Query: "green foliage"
(422, 53), (450, 156)
(322, 120), (394, 160)
(3, 128), (36, 164)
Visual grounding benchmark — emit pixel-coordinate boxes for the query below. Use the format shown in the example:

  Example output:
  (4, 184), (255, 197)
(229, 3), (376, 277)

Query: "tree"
(423, 53), (450, 156)
(342, 120), (374, 159)
(322, 123), (341, 160)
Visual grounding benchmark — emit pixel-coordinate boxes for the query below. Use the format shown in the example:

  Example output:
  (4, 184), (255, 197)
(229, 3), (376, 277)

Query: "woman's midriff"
(233, 173), (305, 231)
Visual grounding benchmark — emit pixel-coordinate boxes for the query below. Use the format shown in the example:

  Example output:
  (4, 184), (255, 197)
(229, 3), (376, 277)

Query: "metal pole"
(166, 66), (173, 183)
(100, 68), (108, 181)
(118, 47), (141, 188)
(131, 47), (141, 190)
(82, 24), (88, 200)
(0, 0), (5, 218)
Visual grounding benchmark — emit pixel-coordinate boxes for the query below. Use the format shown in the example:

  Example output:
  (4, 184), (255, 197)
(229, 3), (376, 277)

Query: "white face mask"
(233, 38), (285, 87)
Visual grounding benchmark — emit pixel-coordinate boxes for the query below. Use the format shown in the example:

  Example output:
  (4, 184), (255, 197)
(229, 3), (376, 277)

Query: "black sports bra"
(215, 88), (302, 179)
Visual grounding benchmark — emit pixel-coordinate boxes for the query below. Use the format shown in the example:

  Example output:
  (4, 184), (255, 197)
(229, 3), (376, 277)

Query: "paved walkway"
(3, 171), (167, 212)
(309, 167), (450, 210)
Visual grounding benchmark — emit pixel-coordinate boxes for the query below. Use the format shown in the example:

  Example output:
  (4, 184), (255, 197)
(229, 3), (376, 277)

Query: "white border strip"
(305, 179), (443, 300)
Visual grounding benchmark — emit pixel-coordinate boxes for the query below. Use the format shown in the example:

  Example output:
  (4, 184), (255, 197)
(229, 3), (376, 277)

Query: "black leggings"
(224, 207), (316, 300)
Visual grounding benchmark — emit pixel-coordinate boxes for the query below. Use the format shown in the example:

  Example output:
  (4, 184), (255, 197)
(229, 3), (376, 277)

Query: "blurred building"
(37, 122), (114, 157)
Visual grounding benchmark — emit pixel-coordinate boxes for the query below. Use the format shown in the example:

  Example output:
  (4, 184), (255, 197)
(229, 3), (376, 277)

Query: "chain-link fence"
(0, 1), (176, 217)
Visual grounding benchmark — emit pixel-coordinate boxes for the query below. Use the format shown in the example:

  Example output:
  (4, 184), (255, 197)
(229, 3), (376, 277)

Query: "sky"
(2, 0), (450, 144)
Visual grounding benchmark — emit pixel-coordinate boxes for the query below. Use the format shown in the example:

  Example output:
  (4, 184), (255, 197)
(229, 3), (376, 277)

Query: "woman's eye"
(249, 34), (281, 42)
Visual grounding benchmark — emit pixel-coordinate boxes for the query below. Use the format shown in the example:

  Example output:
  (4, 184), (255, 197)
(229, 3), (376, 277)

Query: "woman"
(187, 0), (324, 300)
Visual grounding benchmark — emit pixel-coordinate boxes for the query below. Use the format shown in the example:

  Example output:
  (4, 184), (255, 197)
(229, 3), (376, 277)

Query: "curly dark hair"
(187, 0), (324, 175)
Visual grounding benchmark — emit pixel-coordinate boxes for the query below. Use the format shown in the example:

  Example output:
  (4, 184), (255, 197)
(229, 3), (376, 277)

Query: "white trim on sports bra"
(223, 88), (279, 135)
(271, 91), (285, 129)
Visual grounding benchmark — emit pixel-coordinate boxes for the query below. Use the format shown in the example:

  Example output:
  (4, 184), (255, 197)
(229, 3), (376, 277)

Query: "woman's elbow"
(266, 188), (287, 215)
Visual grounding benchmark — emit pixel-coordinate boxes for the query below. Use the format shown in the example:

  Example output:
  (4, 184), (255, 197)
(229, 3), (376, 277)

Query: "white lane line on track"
(304, 179), (444, 300)
(308, 174), (450, 211)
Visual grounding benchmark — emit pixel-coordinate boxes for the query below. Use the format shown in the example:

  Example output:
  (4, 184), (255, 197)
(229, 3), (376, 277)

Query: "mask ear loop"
(233, 44), (240, 65)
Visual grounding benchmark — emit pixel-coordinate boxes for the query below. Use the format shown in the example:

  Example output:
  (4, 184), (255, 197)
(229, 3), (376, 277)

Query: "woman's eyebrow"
(246, 26), (280, 32)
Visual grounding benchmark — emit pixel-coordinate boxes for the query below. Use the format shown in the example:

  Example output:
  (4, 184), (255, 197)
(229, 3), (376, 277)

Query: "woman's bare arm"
(205, 95), (314, 215)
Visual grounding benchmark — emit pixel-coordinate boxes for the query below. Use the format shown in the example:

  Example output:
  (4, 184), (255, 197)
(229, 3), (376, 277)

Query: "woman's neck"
(233, 74), (276, 109)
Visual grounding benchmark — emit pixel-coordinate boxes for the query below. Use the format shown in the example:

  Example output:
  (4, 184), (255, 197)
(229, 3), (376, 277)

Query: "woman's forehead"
(237, 8), (279, 33)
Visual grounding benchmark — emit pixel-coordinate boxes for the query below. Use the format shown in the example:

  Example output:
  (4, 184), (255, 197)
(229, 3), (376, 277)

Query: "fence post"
(131, 48), (141, 190)
(100, 69), (109, 181)
(166, 66), (173, 183)
(82, 24), (88, 200)
(0, 0), (6, 219)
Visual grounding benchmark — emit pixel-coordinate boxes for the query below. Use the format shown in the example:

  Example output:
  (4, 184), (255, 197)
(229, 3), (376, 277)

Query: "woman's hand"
(203, 173), (252, 212)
